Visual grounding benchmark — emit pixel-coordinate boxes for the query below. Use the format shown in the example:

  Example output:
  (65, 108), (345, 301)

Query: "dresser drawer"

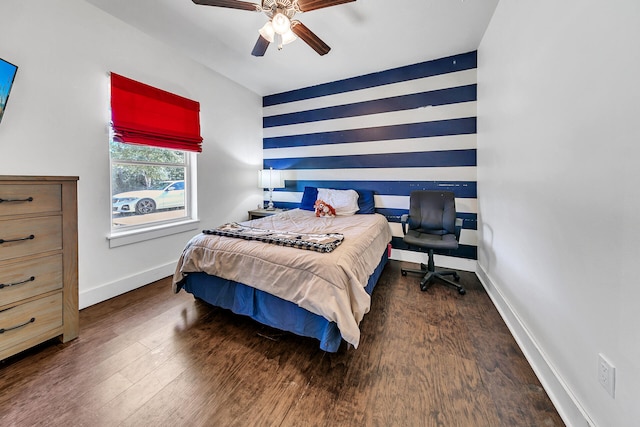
(0, 254), (63, 307)
(0, 216), (62, 262)
(0, 184), (61, 217)
(0, 292), (63, 354)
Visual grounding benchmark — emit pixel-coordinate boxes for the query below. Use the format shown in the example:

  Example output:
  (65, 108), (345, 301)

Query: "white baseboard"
(390, 248), (477, 272)
(79, 261), (177, 310)
(475, 264), (594, 427)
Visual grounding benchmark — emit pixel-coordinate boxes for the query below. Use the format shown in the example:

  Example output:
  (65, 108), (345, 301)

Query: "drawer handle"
(0, 276), (36, 290)
(0, 317), (36, 334)
(0, 197), (34, 203)
(0, 234), (35, 244)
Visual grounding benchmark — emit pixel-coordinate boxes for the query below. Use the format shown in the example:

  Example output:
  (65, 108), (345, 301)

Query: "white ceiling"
(83, 0), (499, 96)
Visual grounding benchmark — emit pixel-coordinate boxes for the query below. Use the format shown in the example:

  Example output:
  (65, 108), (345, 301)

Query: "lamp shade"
(280, 29), (297, 45)
(259, 21), (297, 46)
(271, 13), (291, 35)
(258, 168), (284, 189)
(258, 21), (275, 43)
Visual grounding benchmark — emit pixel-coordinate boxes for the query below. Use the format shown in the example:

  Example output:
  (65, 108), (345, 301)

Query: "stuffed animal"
(314, 199), (337, 217)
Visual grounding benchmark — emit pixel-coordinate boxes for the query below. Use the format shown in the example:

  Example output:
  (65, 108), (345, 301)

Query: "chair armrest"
(401, 214), (409, 235)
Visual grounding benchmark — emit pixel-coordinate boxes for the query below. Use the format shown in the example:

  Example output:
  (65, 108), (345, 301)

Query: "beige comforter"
(172, 209), (392, 348)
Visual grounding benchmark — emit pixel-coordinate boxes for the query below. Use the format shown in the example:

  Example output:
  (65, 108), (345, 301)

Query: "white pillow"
(317, 188), (359, 216)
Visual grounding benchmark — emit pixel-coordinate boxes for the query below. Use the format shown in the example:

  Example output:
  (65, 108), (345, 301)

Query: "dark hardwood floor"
(0, 261), (563, 426)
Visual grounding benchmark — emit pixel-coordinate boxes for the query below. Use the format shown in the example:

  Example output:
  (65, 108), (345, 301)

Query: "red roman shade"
(110, 73), (203, 152)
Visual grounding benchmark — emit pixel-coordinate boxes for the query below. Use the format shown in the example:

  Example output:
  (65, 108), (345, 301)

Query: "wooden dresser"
(0, 176), (79, 361)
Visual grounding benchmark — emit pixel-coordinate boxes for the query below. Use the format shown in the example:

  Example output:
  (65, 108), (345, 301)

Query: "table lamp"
(258, 167), (284, 210)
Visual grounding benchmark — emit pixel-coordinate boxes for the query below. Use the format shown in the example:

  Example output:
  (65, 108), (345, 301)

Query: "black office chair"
(400, 190), (466, 295)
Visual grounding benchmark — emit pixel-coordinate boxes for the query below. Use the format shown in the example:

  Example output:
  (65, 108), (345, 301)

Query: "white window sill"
(107, 219), (200, 248)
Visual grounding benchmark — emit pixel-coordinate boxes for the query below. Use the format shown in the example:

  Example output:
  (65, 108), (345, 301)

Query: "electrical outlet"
(598, 354), (615, 398)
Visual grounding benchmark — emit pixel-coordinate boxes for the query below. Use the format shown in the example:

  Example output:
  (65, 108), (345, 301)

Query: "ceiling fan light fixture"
(274, 29), (297, 50)
(259, 14), (296, 50)
(193, 0), (341, 57)
(281, 29), (297, 45)
(258, 21), (275, 43)
(271, 12), (291, 35)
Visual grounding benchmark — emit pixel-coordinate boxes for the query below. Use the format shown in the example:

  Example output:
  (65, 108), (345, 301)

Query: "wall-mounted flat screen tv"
(0, 57), (18, 125)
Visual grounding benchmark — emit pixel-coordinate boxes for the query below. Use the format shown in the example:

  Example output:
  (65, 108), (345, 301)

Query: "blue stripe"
(277, 180), (477, 198)
(265, 149), (476, 170)
(378, 209), (478, 230)
(263, 52), (478, 261)
(264, 85), (477, 128)
(263, 117), (477, 149)
(263, 51), (477, 106)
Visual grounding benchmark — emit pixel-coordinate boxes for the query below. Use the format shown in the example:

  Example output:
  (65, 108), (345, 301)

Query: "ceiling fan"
(192, 0), (356, 56)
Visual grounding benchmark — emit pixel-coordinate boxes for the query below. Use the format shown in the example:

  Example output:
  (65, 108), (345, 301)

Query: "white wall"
(477, 1), (640, 426)
(0, 0), (263, 307)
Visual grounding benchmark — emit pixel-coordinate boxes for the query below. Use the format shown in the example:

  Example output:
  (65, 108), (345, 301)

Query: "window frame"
(107, 145), (199, 248)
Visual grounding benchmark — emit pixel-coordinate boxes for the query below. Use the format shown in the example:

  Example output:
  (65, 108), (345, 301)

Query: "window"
(108, 73), (202, 245)
(110, 141), (191, 227)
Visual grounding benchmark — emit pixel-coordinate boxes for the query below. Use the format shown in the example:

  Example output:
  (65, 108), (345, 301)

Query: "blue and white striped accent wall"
(262, 51), (478, 271)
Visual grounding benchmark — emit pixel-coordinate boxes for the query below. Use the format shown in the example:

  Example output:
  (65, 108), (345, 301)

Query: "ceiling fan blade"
(291, 21), (330, 55)
(295, 0), (355, 12)
(251, 35), (271, 56)
(191, 0), (260, 11)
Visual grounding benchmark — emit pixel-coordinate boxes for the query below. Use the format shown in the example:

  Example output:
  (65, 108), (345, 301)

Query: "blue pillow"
(299, 186), (318, 211)
(356, 189), (375, 214)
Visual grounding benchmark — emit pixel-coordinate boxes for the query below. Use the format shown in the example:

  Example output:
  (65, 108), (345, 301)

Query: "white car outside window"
(112, 180), (185, 215)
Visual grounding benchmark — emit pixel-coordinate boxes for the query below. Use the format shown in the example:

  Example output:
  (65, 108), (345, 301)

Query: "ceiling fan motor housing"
(261, 0), (299, 19)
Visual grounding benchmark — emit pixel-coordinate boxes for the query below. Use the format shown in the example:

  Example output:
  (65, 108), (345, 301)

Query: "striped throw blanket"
(203, 223), (344, 253)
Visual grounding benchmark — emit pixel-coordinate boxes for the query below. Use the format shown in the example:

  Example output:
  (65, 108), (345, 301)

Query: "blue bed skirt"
(182, 249), (388, 352)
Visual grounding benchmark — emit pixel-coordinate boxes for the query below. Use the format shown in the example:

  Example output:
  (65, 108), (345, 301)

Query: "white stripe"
(391, 249), (477, 272)
(263, 69), (478, 117)
(454, 198), (478, 215)
(389, 223), (477, 246)
(374, 196), (477, 214)
(265, 191), (301, 203)
(276, 167), (478, 183)
(271, 191), (478, 215)
(460, 229), (478, 247)
(374, 195), (411, 209)
(263, 134), (476, 159)
(264, 101), (477, 138)
(389, 222), (403, 237)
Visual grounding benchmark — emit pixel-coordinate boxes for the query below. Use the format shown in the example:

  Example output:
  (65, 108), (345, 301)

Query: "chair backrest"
(408, 191), (456, 235)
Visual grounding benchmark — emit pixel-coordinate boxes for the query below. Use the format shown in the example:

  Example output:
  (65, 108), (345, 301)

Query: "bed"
(172, 196), (392, 352)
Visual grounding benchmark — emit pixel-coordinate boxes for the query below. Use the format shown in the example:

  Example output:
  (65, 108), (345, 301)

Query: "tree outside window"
(110, 140), (191, 229)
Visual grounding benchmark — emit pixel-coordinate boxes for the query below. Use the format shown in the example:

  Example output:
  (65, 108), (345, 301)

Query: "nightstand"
(248, 208), (284, 220)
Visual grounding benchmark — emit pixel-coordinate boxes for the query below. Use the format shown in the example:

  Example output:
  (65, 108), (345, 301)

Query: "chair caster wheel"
(401, 271), (407, 276)
(453, 273), (460, 282)
(420, 284), (427, 292)
(458, 288), (466, 295)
